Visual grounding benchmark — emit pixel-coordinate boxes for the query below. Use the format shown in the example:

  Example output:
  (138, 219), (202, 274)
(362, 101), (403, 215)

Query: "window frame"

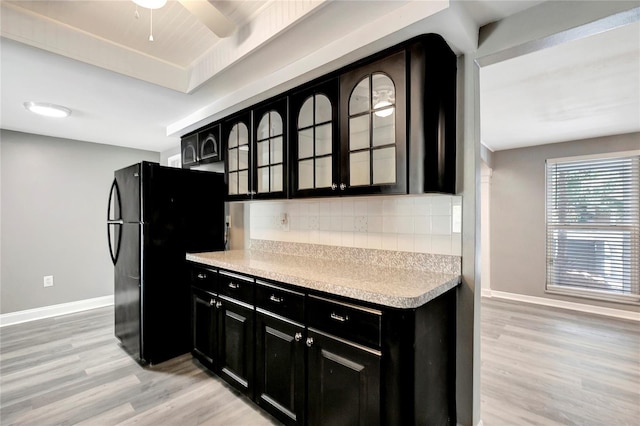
(545, 150), (640, 305)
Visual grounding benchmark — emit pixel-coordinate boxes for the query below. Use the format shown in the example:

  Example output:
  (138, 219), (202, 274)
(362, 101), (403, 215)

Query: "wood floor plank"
(0, 307), (280, 426)
(481, 297), (640, 426)
(2, 299), (638, 425)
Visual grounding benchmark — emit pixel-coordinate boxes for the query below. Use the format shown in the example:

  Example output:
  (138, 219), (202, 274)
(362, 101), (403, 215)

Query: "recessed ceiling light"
(24, 102), (72, 118)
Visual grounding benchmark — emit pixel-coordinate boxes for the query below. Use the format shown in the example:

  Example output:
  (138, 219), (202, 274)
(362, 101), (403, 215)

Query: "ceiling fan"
(133, 0), (236, 40)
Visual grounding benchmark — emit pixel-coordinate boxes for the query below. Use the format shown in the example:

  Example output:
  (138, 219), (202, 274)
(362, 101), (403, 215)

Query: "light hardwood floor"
(0, 307), (279, 425)
(481, 297), (640, 426)
(2, 300), (638, 425)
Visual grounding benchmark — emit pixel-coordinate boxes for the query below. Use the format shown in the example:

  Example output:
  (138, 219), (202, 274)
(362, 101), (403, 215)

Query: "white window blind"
(546, 152), (640, 302)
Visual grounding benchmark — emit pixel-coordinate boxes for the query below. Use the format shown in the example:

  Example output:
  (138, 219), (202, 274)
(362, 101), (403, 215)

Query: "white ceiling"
(480, 18), (640, 151)
(2, 0), (636, 154)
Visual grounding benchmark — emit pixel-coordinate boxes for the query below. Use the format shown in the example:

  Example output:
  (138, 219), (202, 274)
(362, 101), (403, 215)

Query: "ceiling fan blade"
(178, 0), (236, 38)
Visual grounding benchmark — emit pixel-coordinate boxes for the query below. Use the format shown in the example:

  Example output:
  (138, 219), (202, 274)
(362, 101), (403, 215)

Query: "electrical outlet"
(278, 213), (289, 231)
(226, 215), (231, 227)
(43, 275), (54, 288)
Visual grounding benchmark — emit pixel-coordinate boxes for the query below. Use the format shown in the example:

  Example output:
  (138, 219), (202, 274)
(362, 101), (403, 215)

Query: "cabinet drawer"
(255, 280), (305, 323)
(307, 295), (382, 349)
(219, 270), (254, 304)
(191, 266), (218, 292)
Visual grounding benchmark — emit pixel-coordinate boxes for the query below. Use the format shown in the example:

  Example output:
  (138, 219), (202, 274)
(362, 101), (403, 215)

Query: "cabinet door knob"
(306, 337), (314, 347)
(294, 332), (303, 342)
(331, 183), (337, 190)
(340, 183), (346, 190)
(215, 301), (223, 309)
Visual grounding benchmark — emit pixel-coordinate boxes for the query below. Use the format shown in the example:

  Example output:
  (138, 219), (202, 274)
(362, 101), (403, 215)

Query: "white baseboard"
(483, 290), (640, 322)
(0, 295), (114, 327)
(481, 288), (492, 298)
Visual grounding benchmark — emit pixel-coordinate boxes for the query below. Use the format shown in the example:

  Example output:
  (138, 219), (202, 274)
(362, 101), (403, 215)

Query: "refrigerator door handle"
(107, 179), (123, 265)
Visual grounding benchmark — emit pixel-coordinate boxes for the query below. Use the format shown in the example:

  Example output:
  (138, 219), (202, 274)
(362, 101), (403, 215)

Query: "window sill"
(546, 285), (640, 306)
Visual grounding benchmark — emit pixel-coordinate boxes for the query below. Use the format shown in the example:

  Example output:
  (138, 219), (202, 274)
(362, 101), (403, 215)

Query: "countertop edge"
(186, 252), (460, 309)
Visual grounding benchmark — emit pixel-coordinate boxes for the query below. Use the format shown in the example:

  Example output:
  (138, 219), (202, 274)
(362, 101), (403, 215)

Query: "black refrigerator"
(107, 161), (225, 365)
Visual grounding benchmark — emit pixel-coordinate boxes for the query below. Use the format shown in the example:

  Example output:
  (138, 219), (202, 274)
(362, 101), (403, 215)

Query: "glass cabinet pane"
(238, 123), (249, 145)
(349, 115), (370, 151)
(239, 170), (249, 195)
(315, 95), (332, 123)
(316, 157), (332, 188)
(228, 148), (238, 171)
(271, 165), (283, 192)
(257, 115), (270, 140)
(350, 151), (370, 186)
(228, 126), (238, 148)
(270, 111), (283, 137)
(299, 160), (314, 190)
(299, 129), (314, 159)
(238, 147), (249, 170)
(228, 172), (238, 195)
(299, 97), (314, 129)
(257, 141), (269, 166)
(372, 147), (396, 184)
(258, 167), (269, 193)
(349, 79), (370, 114)
(372, 109), (395, 146)
(315, 124), (332, 156)
(271, 137), (283, 164)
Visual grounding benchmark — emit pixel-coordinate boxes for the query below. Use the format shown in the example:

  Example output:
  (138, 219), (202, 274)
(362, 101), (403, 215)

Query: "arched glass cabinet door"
(181, 134), (198, 168)
(290, 78), (339, 198)
(199, 123), (221, 162)
(225, 111), (252, 198)
(340, 50), (406, 195)
(253, 98), (287, 198)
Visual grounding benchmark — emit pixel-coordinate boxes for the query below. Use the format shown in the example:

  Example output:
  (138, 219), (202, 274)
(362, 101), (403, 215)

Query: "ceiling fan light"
(132, 0), (167, 10)
(24, 102), (71, 118)
(374, 101), (394, 118)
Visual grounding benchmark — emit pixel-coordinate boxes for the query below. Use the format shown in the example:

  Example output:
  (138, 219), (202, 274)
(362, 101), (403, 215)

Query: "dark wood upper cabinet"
(223, 110), (253, 200)
(181, 134), (198, 168)
(407, 34), (457, 194)
(183, 33), (457, 197)
(289, 78), (340, 198)
(252, 97), (288, 199)
(339, 50), (407, 196)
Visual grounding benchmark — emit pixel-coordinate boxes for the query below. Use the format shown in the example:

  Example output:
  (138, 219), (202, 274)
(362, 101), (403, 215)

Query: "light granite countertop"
(186, 250), (460, 309)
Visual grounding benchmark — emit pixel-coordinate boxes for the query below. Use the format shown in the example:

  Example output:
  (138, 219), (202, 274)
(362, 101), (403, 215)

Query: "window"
(546, 151), (640, 303)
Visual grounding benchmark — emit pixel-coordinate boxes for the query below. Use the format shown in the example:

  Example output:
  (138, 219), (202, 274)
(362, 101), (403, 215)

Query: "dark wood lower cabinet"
(218, 297), (254, 395)
(255, 310), (306, 425)
(306, 328), (381, 426)
(191, 287), (218, 369)
(189, 265), (456, 425)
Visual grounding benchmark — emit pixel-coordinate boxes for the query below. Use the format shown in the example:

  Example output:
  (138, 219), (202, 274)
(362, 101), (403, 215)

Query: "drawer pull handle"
(228, 282), (240, 289)
(269, 294), (284, 304)
(330, 312), (349, 322)
(215, 301), (223, 309)
(295, 332), (303, 342)
(209, 299), (215, 306)
(306, 337), (314, 347)
(197, 273), (206, 279)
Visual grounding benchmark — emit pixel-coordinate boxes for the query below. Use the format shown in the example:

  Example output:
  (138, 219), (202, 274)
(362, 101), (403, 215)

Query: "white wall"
(0, 130), (159, 314)
(490, 132), (640, 314)
(249, 195), (462, 256)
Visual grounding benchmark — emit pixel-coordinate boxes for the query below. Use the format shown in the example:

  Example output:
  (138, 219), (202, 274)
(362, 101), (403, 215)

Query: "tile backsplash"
(248, 195), (462, 256)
